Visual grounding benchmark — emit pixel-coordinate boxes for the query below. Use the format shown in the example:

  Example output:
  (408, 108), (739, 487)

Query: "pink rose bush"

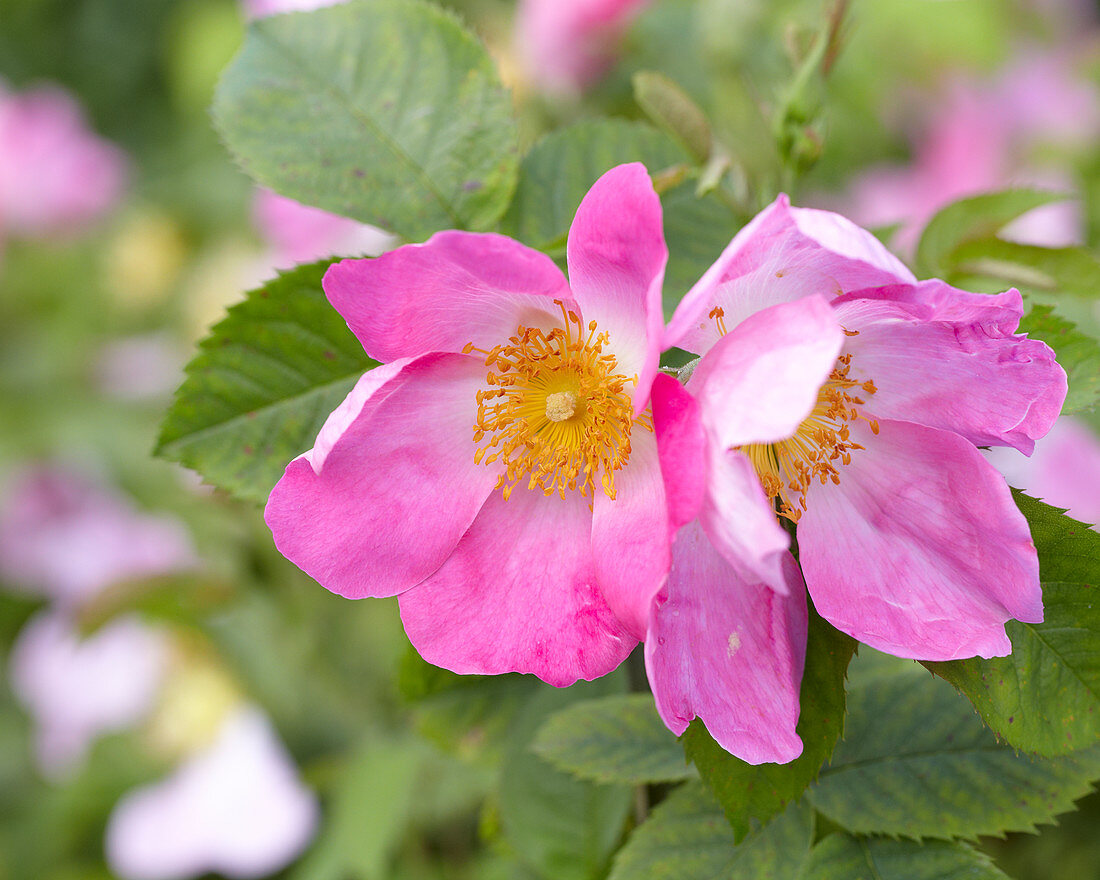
(0, 80), (127, 246)
(267, 165), (1066, 764)
(514, 0), (650, 96)
(267, 163), (671, 686)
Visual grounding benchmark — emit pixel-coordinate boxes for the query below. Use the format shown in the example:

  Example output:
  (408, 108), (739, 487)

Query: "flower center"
(736, 352), (879, 522)
(464, 301), (650, 502)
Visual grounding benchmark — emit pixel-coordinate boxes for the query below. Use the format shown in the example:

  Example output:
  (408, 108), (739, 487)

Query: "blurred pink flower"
(266, 164), (671, 686)
(252, 188), (393, 270)
(0, 80), (127, 243)
(844, 52), (1099, 255)
(514, 0), (650, 95)
(241, 0), (345, 20)
(651, 198), (1064, 759)
(10, 612), (169, 778)
(986, 416), (1100, 528)
(106, 706), (319, 880)
(0, 465), (196, 608)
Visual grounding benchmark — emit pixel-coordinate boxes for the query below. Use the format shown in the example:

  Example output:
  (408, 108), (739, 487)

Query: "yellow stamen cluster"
(464, 301), (649, 501)
(738, 353), (879, 523)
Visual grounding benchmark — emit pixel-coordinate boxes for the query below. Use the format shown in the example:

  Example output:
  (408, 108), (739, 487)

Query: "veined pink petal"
(590, 429), (668, 640)
(698, 447), (790, 593)
(399, 485), (635, 687)
(690, 295), (843, 449)
(645, 521), (806, 764)
(566, 163), (667, 414)
(106, 707), (318, 880)
(664, 195), (913, 354)
(835, 282), (1066, 454)
(652, 374), (708, 532)
(323, 231), (574, 363)
(265, 353), (501, 599)
(799, 419), (1042, 661)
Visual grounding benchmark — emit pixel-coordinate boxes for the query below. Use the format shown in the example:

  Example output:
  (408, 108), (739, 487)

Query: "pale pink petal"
(985, 416), (1100, 528)
(265, 353), (501, 599)
(323, 231), (574, 363)
(106, 707), (318, 880)
(799, 419), (1043, 661)
(689, 295), (843, 449)
(10, 612), (169, 779)
(243, 0), (345, 20)
(399, 485), (635, 687)
(665, 195), (913, 354)
(652, 374), (708, 532)
(835, 282), (1066, 454)
(590, 429), (668, 640)
(698, 447), (790, 593)
(566, 163), (667, 413)
(645, 521), (806, 764)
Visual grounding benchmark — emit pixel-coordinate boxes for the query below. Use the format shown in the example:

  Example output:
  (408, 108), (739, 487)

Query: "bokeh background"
(2, 0), (1099, 878)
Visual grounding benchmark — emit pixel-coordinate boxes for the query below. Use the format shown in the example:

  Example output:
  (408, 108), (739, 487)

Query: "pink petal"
(323, 231), (574, 363)
(834, 282), (1066, 454)
(106, 707), (318, 880)
(265, 353), (501, 599)
(798, 418), (1043, 661)
(399, 485), (635, 687)
(645, 521), (806, 764)
(698, 447), (790, 593)
(664, 195), (913, 354)
(590, 429), (669, 640)
(652, 374), (708, 532)
(566, 163), (667, 414)
(690, 295), (843, 449)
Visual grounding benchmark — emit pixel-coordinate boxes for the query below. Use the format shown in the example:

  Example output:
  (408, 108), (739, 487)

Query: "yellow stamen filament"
(464, 301), (652, 501)
(737, 353), (879, 523)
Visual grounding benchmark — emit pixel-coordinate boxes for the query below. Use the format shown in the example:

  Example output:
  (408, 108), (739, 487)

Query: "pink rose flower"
(514, 0), (650, 96)
(252, 188), (394, 270)
(648, 197), (1065, 754)
(0, 465), (196, 608)
(266, 164), (672, 686)
(0, 80), (127, 243)
(985, 416), (1100, 529)
(106, 706), (319, 880)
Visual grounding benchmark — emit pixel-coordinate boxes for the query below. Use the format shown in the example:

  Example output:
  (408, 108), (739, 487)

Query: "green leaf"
(532, 694), (693, 785)
(500, 118), (687, 251)
(925, 493), (1100, 756)
(156, 261), (374, 505)
(608, 783), (813, 880)
(660, 181), (741, 317)
(497, 677), (633, 880)
(633, 71), (713, 163)
(213, 0), (518, 241)
(682, 609), (855, 842)
(915, 189), (1068, 278)
(803, 835), (1011, 880)
(1017, 305), (1100, 415)
(807, 657), (1100, 839)
(949, 238), (1100, 301)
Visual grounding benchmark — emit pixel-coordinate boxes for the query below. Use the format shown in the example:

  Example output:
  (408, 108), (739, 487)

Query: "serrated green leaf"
(803, 835), (1011, 880)
(915, 190), (1067, 278)
(608, 783), (813, 880)
(497, 677), (632, 880)
(925, 493), (1100, 756)
(1017, 305), (1100, 414)
(949, 238), (1100, 301)
(532, 694), (693, 785)
(682, 609), (855, 842)
(661, 181), (741, 316)
(156, 261), (374, 505)
(500, 119), (687, 250)
(807, 658), (1100, 839)
(633, 71), (713, 163)
(213, 0), (517, 241)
